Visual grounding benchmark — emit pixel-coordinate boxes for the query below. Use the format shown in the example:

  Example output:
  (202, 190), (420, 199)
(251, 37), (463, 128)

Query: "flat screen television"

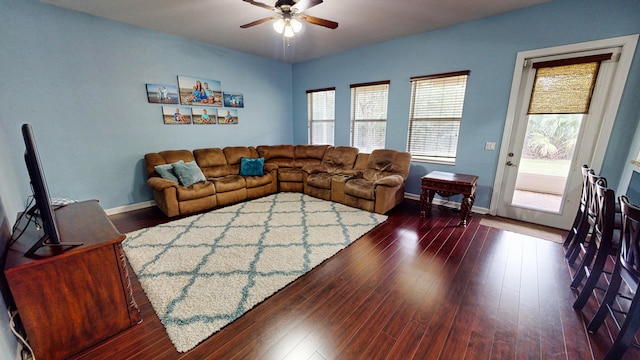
(627, 170), (640, 207)
(21, 123), (81, 257)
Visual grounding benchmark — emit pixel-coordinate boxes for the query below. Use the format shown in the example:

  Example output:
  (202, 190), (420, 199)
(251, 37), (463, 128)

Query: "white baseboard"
(404, 192), (488, 215)
(104, 200), (155, 215)
(105, 194), (488, 217)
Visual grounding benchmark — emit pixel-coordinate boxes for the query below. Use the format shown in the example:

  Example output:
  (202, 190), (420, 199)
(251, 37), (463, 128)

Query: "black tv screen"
(22, 123), (62, 256)
(627, 170), (640, 207)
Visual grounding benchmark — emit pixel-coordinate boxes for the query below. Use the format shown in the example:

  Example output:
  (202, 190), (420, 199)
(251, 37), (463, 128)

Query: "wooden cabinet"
(4, 200), (140, 360)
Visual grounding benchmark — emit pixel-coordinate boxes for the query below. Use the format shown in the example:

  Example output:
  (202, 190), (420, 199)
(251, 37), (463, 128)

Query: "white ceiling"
(41, 0), (552, 63)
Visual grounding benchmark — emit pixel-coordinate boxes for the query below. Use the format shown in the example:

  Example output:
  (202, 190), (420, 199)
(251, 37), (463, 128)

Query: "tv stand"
(4, 200), (141, 360)
(22, 203), (84, 257)
(23, 233), (84, 258)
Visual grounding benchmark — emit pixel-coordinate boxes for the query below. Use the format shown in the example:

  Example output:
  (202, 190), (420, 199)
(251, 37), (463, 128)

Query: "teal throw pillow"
(155, 161), (182, 183)
(172, 160), (206, 186)
(240, 157), (264, 176)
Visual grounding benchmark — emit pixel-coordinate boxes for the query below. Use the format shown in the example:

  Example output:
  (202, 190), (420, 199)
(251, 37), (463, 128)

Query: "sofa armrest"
(147, 177), (179, 191)
(374, 174), (405, 187)
(263, 162), (278, 173)
(336, 169), (363, 178)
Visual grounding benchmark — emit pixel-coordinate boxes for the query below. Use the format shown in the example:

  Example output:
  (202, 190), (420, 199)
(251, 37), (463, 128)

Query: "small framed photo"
(178, 76), (222, 106)
(146, 84), (179, 104)
(218, 109), (238, 124)
(192, 107), (217, 124)
(223, 92), (244, 108)
(162, 106), (192, 124)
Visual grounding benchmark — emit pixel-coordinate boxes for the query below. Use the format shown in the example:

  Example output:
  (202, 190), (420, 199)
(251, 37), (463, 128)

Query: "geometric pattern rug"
(122, 193), (387, 353)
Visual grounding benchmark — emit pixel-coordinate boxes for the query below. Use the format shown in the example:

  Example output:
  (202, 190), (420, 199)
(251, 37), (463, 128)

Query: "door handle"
(506, 161), (517, 167)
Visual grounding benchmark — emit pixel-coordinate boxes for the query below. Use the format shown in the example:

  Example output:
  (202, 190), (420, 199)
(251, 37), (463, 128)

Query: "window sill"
(411, 157), (456, 166)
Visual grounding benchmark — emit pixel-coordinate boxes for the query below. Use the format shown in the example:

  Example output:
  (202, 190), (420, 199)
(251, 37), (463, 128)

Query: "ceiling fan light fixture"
(283, 24), (295, 37)
(274, 17), (300, 38)
(273, 18), (285, 34)
(242, 0), (339, 38)
(290, 18), (302, 33)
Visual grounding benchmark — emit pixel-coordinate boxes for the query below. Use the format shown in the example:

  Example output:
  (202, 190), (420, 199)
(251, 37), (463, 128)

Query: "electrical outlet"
(485, 142), (496, 151)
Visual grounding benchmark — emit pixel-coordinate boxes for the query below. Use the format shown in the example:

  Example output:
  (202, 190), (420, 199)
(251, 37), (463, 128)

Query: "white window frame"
(307, 87), (336, 145)
(406, 70), (470, 164)
(350, 81), (390, 153)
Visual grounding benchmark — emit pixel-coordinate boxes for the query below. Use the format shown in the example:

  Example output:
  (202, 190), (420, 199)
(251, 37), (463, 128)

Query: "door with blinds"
(495, 46), (624, 229)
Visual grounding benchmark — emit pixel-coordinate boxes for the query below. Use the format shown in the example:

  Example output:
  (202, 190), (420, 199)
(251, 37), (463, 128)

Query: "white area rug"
(123, 193), (387, 353)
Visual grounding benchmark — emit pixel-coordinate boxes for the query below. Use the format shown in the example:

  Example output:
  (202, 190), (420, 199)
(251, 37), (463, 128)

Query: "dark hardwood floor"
(69, 199), (640, 360)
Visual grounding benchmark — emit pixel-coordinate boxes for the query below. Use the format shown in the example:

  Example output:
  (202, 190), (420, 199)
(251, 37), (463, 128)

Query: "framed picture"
(223, 92), (244, 108)
(192, 107), (217, 124)
(178, 76), (222, 106)
(162, 106), (192, 124)
(218, 109), (238, 124)
(146, 84), (179, 104)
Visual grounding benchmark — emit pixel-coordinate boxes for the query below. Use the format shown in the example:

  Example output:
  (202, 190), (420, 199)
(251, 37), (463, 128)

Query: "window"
(350, 81), (389, 153)
(407, 71), (470, 163)
(307, 88), (335, 145)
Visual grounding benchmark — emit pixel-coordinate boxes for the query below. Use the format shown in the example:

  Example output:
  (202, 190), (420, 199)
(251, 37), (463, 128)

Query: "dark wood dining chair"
(564, 165), (591, 261)
(586, 195), (640, 359)
(568, 171), (605, 282)
(572, 178), (619, 309)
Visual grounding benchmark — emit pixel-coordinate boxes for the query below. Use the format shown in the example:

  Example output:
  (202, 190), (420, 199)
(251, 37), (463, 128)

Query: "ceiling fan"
(240, 0), (338, 37)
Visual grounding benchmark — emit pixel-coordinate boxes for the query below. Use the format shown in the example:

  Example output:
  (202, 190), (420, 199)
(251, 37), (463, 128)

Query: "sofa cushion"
(257, 145), (295, 167)
(224, 146), (259, 174)
(322, 146), (359, 172)
(210, 175), (246, 193)
(307, 173), (333, 190)
(176, 181), (215, 201)
(278, 168), (304, 182)
(240, 157), (264, 176)
(245, 173), (274, 188)
(344, 179), (376, 200)
(144, 150), (194, 178)
(194, 148), (231, 178)
(172, 161), (206, 186)
(294, 145), (329, 167)
(154, 161), (181, 183)
(363, 149), (412, 181)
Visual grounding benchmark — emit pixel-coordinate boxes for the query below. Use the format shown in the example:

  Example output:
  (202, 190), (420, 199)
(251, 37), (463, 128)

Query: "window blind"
(528, 53), (611, 114)
(307, 88), (335, 145)
(350, 81), (389, 153)
(407, 72), (469, 161)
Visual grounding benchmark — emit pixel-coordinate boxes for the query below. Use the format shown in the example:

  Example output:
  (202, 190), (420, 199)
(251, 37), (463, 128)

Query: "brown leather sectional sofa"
(144, 145), (411, 217)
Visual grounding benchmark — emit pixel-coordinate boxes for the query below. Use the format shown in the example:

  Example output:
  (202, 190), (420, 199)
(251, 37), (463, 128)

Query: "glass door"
(510, 113), (584, 213)
(496, 48), (621, 229)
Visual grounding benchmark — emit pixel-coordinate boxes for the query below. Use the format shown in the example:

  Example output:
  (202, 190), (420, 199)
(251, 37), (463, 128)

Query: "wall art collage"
(146, 75), (243, 125)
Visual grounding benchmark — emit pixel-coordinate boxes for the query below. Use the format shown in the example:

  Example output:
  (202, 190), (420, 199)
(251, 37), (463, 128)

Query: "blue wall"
(0, 0), (640, 356)
(0, 0), (294, 216)
(0, 0), (294, 355)
(292, 0), (640, 209)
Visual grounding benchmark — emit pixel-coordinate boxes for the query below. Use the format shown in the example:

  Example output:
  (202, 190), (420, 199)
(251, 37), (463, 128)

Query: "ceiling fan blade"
(292, 0), (323, 13)
(300, 14), (338, 29)
(240, 16), (277, 29)
(242, 0), (275, 11)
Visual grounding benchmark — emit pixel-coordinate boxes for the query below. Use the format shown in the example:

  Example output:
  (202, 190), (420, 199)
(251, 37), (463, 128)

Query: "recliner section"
(144, 145), (411, 217)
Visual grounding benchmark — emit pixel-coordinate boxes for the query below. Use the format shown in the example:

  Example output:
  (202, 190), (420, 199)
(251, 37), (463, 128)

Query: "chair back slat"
(594, 180), (616, 246)
(620, 196), (640, 282)
(587, 170), (606, 221)
(580, 165), (590, 210)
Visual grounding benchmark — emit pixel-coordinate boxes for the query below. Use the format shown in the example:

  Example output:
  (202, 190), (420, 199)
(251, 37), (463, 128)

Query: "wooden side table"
(420, 171), (478, 227)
